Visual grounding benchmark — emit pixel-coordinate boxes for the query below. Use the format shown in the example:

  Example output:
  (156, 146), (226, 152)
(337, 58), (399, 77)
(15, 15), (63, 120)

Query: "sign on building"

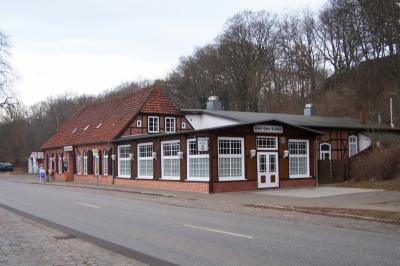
(253, 125), (283, 134)
(197, 137), (209, 152)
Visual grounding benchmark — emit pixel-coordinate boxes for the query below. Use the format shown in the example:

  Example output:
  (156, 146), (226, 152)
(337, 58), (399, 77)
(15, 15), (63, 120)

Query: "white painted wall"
(358, 133), (372, 152)
(185, 113), (238, 129)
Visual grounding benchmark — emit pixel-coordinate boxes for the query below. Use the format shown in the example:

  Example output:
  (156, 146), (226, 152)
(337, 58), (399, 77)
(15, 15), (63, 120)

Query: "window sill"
(289, 176), (312, 179)
(218, 177), (246, 182)
(137, 176), (153, 180)
(117, 176), (131, 179)
(160, 177), (180, 181)
(186, 178), (210, 182)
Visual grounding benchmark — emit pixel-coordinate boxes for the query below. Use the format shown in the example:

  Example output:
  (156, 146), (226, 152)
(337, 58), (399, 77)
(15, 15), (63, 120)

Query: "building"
(27, 152), (44, 174)
(41, 86), (398, 193)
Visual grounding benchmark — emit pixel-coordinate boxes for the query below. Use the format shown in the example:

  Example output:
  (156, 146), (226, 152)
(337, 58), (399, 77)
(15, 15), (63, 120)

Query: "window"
(118, 145), (131, 178)
(76, 153), (82, 175)
(187, 138), (209, 181)
(218, 137), (245, 181)
(320, 143), (331, 160)
(103, 151), (108, 176)
(256, 136), (278, 150)
(83, 152), (88, 175)
(148, 116), (159, 133)
(165, 117), (176, 133)
(136, 119), (142, 127)
(94, 154), (100, 176)
(137, 143), (153, 179)
(58, 155), (63, 174)
(161, 140), (180, 180)
(348, 135), (358, 157)
(288, 139), (310, 178)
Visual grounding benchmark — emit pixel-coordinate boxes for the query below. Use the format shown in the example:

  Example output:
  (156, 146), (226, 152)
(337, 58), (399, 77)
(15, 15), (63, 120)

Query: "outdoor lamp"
(129, 153), (134, 160)
(250, 149), (256, 158)
(152, 152), (157, 160)
(178, 151), (184, 160)
(283, 150), (289, 158)
(111, 154), (116, 161)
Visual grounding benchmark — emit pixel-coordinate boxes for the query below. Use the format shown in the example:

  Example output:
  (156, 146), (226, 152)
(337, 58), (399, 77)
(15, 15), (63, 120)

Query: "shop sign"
(253, 125), (283, 134)
(197, 137), (209, 152)
(63, 146), (73, 152)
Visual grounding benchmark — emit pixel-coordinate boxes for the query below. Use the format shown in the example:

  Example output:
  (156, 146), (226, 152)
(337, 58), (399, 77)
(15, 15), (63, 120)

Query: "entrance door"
(257, 152), (279, 189)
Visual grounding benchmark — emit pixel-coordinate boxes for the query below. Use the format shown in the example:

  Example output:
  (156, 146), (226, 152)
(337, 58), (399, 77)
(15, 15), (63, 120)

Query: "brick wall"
(280, 178), (316, 188)
(115, 178), (209, 193)
(212, 181), (258, 193)
(74, 174), (113, 185)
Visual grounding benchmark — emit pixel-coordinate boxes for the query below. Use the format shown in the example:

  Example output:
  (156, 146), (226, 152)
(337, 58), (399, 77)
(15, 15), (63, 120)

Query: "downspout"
(108, 141), (115, 185)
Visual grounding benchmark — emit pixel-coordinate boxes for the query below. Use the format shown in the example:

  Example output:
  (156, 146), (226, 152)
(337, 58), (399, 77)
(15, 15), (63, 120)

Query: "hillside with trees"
(1, 0), (399, 166)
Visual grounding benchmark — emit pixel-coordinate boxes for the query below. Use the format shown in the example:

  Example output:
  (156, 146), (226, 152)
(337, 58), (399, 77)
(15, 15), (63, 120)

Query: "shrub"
(350, 144), (400, 181)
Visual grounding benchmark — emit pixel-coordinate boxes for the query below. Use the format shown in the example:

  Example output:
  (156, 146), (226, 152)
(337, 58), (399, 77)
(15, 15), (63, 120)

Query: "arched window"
(76, 152), (82, 175)
(83, 152), (88, 175)
(103, 150), (109, 176)
(320, 143), (331, 160)
(348, 135), (358, 157)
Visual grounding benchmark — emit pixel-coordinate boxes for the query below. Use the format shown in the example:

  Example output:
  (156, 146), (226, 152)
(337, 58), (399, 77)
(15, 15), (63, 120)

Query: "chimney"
(359, 111), (366, 124)
(206, 95), (222, 111)
(304, 103), (315, 116)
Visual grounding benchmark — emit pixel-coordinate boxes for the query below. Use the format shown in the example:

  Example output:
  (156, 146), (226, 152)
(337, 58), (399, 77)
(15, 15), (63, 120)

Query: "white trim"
(148, 116), (159, 133)
(83, 152), (88, 175)
(257, 152), (279, 188)
(348, 135), (358, 157)
(320, 143), (331, 160)
(165, 117), (176, 133)
(58, 155), (63, 174)
(118, 144), (131, 178)
(161, 140), (180, 180)
(103, 151), (108, 176)
(94, 155), (100, 176)
(217, 137), (245, 181)
(137, 142), (154, 179)
(76, 153), (82, 175)
(186, 138), (209, 182)
(288, 139), (310, 179)
(256, 136), (278, 150)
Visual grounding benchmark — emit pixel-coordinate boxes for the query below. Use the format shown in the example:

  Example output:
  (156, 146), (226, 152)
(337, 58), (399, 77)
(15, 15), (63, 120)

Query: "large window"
(187, 138), (209, 181)
(289, 139), (310, 178)
(165, 117), (176, 133)
(320, 143), (331, 160)
(348, 135), (358, 157)
(83, 152), (88, 175)
(76, 153), (82, 175)
(218, 137), (245, 181)
(94, 154), (100, 176)
(161, 140), (180, 180)
(137, 142), (153, 179)
(103, 151), (108, 176)
(118, 145), (131, 178)
(256, 136), (278, 150)
(148, 116), (159, 133)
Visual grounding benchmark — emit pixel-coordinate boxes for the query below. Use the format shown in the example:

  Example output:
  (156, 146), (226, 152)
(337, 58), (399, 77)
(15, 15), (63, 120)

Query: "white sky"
(0, 0), (325, 105)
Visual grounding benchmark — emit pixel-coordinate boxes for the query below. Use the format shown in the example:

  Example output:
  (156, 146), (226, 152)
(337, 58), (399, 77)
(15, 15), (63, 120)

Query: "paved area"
(252, 186), (382, 198)
(0, 206), (144, 266)
(1, 176), (400, 266)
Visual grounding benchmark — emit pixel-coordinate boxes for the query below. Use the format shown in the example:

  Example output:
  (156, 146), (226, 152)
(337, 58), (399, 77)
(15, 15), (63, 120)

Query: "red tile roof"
(42, 87), (157, 149)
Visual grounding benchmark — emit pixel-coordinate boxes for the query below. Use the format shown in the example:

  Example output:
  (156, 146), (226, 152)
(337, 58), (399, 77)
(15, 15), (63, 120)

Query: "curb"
(244, 204), (397, 224)
(31, 181), (176, 199)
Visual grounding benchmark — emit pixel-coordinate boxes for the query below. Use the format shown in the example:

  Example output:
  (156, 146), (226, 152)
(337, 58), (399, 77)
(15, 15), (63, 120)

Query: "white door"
(257, 152), (279, 189)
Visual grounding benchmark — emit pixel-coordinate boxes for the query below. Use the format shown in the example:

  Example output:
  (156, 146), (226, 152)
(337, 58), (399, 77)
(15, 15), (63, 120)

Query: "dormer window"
(148, 116), (159, 133)
(83, 124), (90, 131)
(96, 122), (102, 128)
(72, 128), (78, 134)
(165, 117), (176, 133)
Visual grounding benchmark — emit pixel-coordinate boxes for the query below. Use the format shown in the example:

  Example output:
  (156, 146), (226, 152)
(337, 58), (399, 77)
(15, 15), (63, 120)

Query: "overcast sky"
(1, 0), (325, 105)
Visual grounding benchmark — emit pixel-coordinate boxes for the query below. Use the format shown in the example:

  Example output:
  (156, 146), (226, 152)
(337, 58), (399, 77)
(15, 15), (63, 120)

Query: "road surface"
(0, 177), (399, 266)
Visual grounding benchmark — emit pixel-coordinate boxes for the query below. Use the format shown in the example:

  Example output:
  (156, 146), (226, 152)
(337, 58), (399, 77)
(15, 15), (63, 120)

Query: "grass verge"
(335, 178), (400, 192)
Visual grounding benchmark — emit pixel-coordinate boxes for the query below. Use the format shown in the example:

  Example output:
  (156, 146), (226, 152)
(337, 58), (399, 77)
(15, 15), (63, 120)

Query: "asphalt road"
(0, 178), (399, 266)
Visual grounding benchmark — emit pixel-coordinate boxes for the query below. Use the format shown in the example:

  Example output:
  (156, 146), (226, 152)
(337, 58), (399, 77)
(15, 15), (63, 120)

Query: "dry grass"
(337, 178), (400, 192)
(245, 204), (400, 224)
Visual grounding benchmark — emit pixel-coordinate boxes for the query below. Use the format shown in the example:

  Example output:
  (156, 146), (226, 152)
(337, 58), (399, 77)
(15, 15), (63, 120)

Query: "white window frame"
(76, 154), (82, 175)
(83, 152), (88, 175)
(187, 138), (209, 181)
(348, 135), (358, 157)
(161, 140), (180, 180)
(137, 142), (154, 179)
(218, 137), (245, 181)
(148, 116), (159, 133)
(94, 155), (100, 176)
(288, 139), (310, 179)
(256, 136), (278, 150)
(58, 155), (63, 174)
(320, 143), (332, 160)
(118, 144), (131, 178)
(165, 117), (176, 133)
(103, 151), (108, 176)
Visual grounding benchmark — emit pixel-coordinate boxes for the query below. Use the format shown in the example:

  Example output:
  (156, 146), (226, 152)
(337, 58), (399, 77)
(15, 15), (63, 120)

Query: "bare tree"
(0, 31), (15, 110)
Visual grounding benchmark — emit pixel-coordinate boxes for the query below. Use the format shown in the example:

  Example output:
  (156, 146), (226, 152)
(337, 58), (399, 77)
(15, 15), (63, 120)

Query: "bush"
(350, 144), (400, 181)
